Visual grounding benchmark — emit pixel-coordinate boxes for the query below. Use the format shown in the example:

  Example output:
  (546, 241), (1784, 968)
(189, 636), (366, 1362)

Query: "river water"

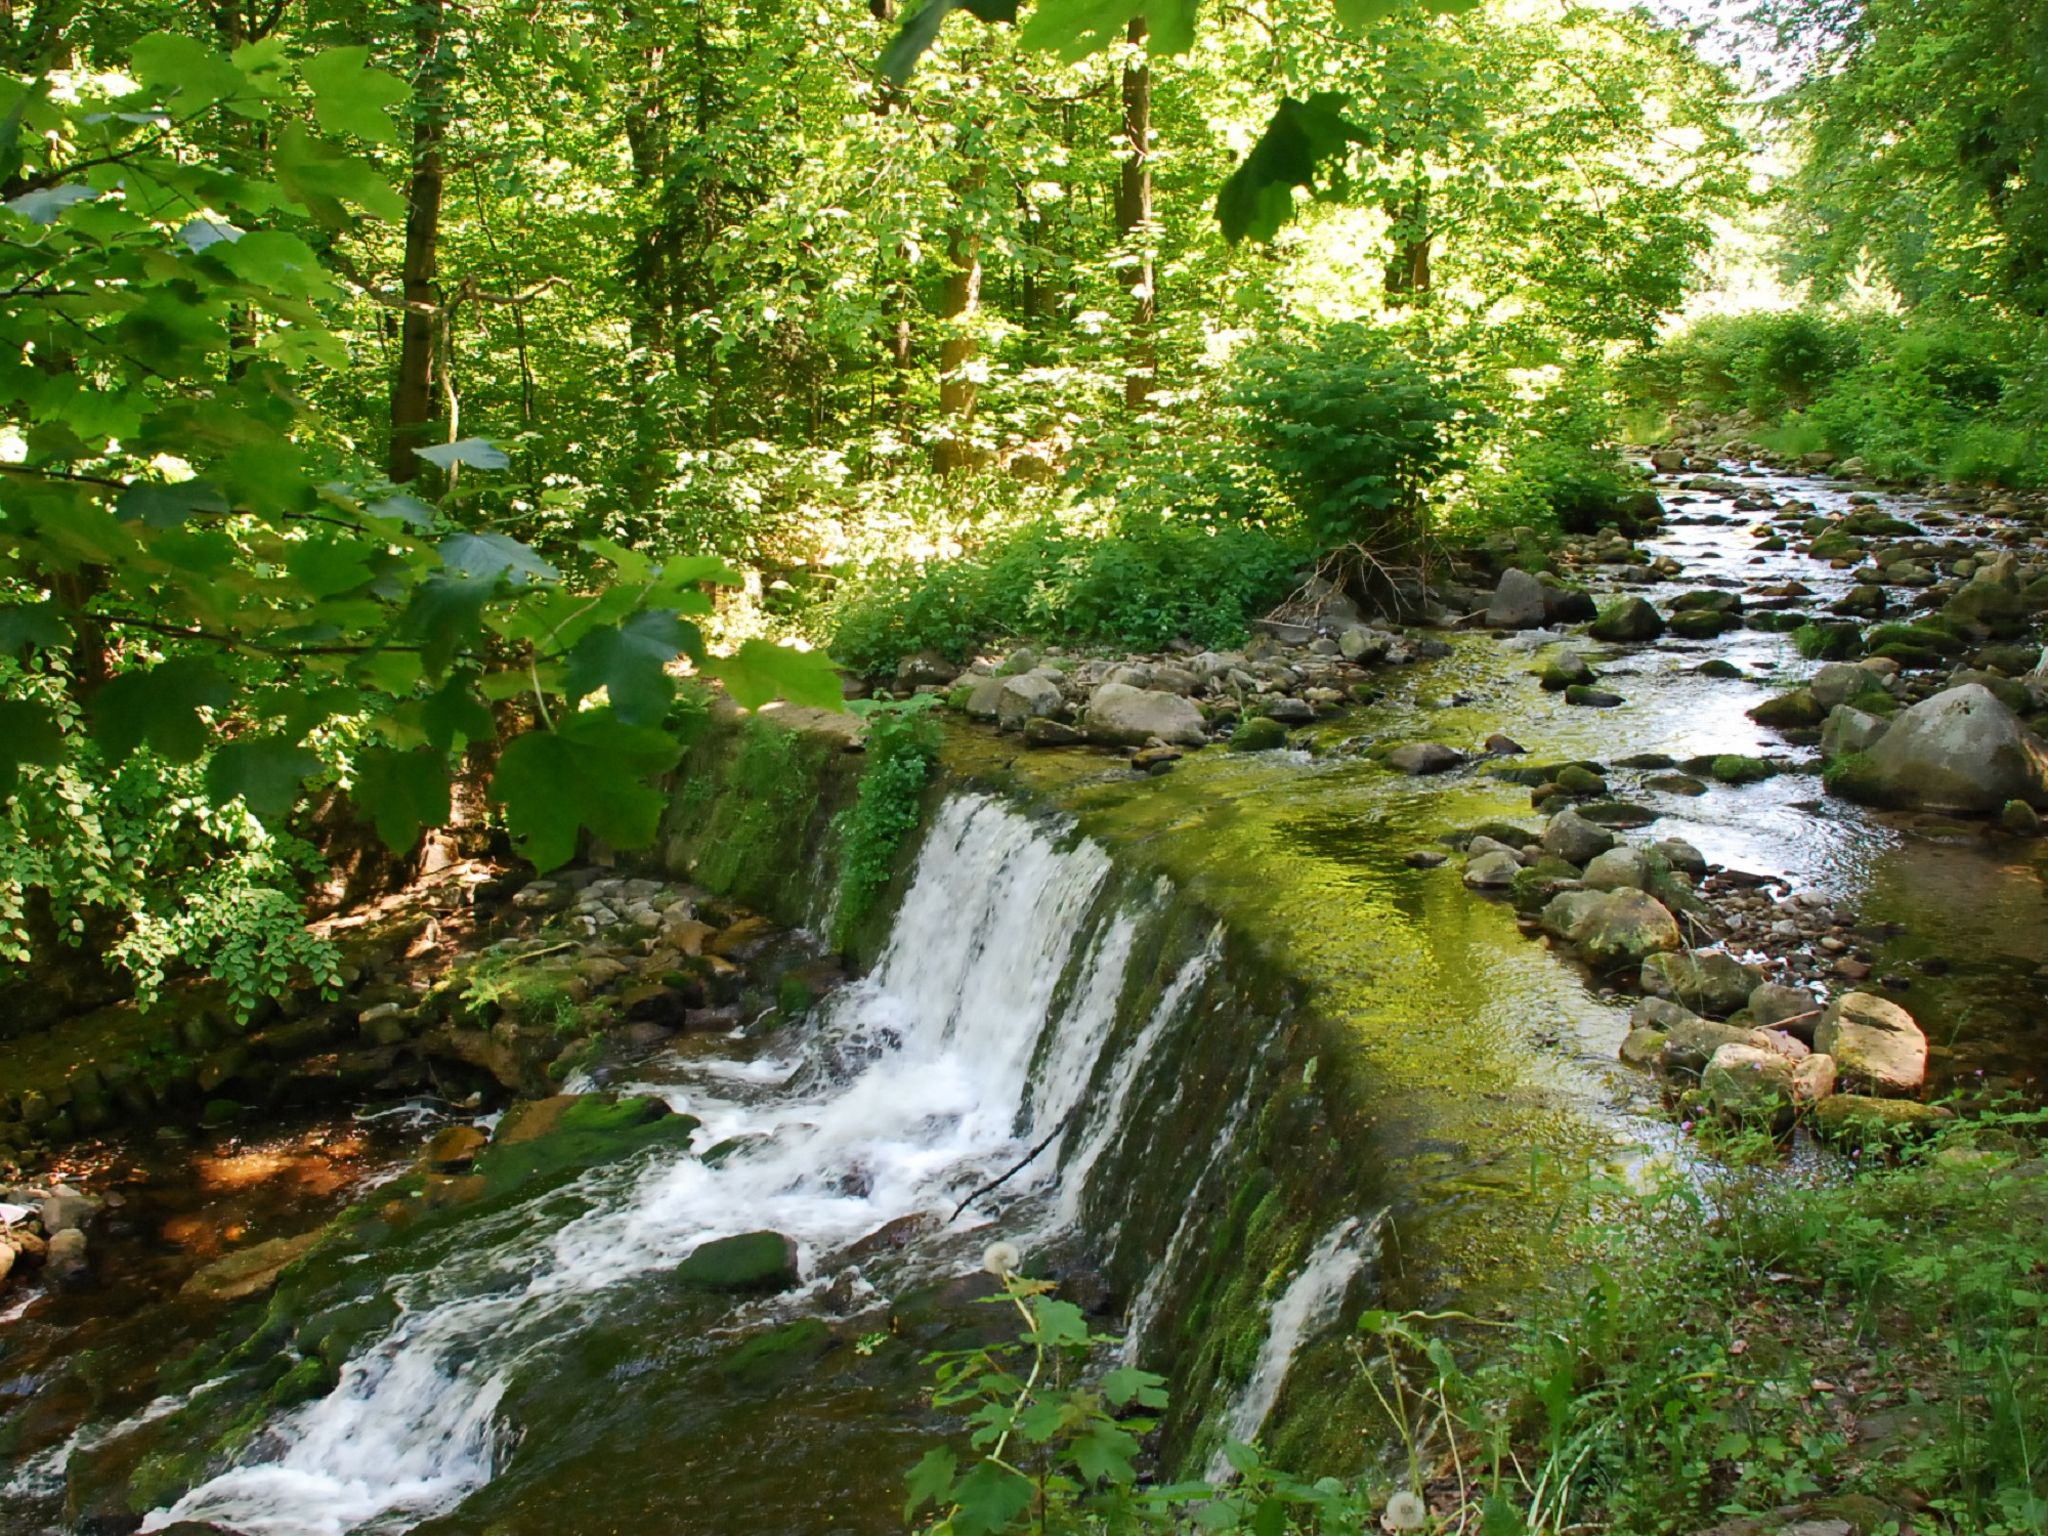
(5, 467), (2045, 1534)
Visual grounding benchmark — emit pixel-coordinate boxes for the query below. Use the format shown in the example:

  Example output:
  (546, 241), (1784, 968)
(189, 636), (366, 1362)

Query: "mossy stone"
(676, 1230), (800, 1293)
(1229, 716), (1289, 752)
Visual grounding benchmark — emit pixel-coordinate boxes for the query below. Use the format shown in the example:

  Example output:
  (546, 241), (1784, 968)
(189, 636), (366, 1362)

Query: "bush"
(1231, 322), (1470, 553)
(831, 699), (940, 948)
(824, 512), (1305, 674)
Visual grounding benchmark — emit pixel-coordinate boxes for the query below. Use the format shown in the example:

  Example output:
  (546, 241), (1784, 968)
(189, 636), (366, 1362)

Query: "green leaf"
(562, 610), (693, 724)
(91, 658), (233, 764)
(0, 601), (69, 652)
(1480, 1491), (1529, 1536)
(1028, 1297), (1090, 1348)
(1100, 1367), (1169, 1409)
(421, 674), (495, 753)
(709, 639), (843, 711)
(903, 1446), (957, 1518)
(285, 535), (375, 597)
(1216, 95), (1368, 244)
(949, 1462), (1035, 1536)
(205, 737), (320, 822)
(352, 745), (450, 852)
(1019, 0), (1140, 61)
(439, 530), (558, 586)
(492, 710), (681, 870)
(1070, 1422), (1139, 1485)
(130, 32), (246, 112)
(274, 123), (407, 223)
(402, 573), (497, 676)
(416, 437), (511, 472)
(0, 699), (63, 797)
(367, 492), (438, 528)
(1330, 0), (1401, 25)
(300, 47), (410, 145)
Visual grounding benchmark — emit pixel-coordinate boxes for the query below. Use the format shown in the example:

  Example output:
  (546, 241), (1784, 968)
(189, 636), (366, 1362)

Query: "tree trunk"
(933, 167), (985, 472)
(1117, 18), (1156, 411)
(1384, 183), (1433, 303)
(388, 0), (449, 484)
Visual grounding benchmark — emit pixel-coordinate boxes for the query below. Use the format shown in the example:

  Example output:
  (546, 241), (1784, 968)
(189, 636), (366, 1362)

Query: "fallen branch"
(950, 1108), (1075, 1223)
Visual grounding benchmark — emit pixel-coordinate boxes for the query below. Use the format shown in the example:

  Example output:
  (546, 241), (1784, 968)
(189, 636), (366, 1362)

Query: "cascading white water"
(1207, 1212), (1384, 1479)
(140, 793), (1178, 1536)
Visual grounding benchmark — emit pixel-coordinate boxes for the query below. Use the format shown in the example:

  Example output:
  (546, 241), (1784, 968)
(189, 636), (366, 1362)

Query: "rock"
(1463, 851), (1522, 889)
(1262, 696), (1316, 724)
(1657, 1016), (1764, 1078)
(1338, 625), (1392, 664)
(1795, 1053), (1838, 1103)
(1075, 683), (1200, 747)
(1486, 568), (1549, 629)
(1821, 706), (1890, 759)
(1023, 717), (1086, 748)
(1749, 689), (1826, 729)
(1641, 950), (1763, 1018)
(1650, 837), (1707, 878)
(1405, 850), (1448, 869)
(675, 1230), (801, 1292)
(1749, 983), (1820, 1039)
(1229, 717), (1289, 751)
(1620, 1025), (1670, 1067)
(2002, 798), (2042, 834)
(426, 1124), (489, 1170)
(1386, 742), (1465, 775)
(1633, 995), (1703, 1033)
(1827, 683), (2048, 813)
(1588, 597), (1665, 643)
(1702, 1043), (1799, 1124)
(1554, 764), (1608, 797)
(1544, 585), (1599, 624)
(39, 1191), (97, 1234)
(896, 649), (958, 688)
(1565, 685), (1625, 708)
(1583, 845), (1649, 891)
(1484, 733), (1527, 756)
(996, 674), (1063, 730)
(1536, 650), (1595, 691)
(1814, 992), (1928, 1095)
(1646, 773), (1708, 795)
(1541, 809), (1617, 865)
(1809, 1096), (1954, 1142)
(180, 1231), (323, 1303)
(1552, 889), (1682, 969)
(1810, 663), (1887, 711)
(45, 1225), (88, 1285)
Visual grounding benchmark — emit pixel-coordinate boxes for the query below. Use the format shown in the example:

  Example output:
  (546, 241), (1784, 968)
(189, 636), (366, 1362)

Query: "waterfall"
(137, 794), (1182, 1536)
(1207, 1213), (1384, 1479)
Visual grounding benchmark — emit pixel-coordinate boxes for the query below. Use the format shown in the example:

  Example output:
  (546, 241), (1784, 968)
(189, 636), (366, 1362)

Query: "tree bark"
(933, 166), (985, 472)
(1117, 17), (1155, 411)
(388, 0), (449, 484)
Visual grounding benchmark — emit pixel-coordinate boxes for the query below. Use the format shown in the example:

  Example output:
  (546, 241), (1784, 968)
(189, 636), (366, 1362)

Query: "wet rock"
(1229, 716), (1289, 752)
(996, 674), (1063, 730)
(1709, 754), (1778, 785)
(1023, 717), (1086, 748)
(1082, 683), (1207, 747)
(2002, 798), (2042, 834)
(39, 1190), (97, 1234)
(1536, 649), (1595, 691)
(1262, 696), (1316, 724)
(676, 1230), (801, 1293)
(1486, 568), (1549, 629)
(1338, 625), (1392, 664)
(1702, 1043), (1799, 1124)
(1650, 837), (1707, 878)
(1544, 585), (1599, 624)
(1554, 764), (1608, 797)
(1541, 809), (1617, 865)
(1386, 742), (1465, 775)
(1551, 889), (1682, 969)
(1510, 858), (1584, 913)
(1814, 992), (1928, 1095)
(1810, 662), (1888, 711)
(1658, 1016), (1766, 1078)
(1463, 850), (1522, 889)
(1405, 850), (1448, 869)
(1484, 732), (1527, 756)
(180, 1231), (323, 1303)
(896, 649), (959, 688)
(1749, 689), (1826, 729)
(1642, 949), (1761, 1019)
(1565, 684), (1625, 708)
(1669, 608), (1740, 639)
(1588, 597), (1665, 643)
(1646, 773), (1708, 795)
(1827, 683), (2048, 813)
(1583, 845), (1648, 891)
(45, 1225), (89, 1286)
(1820, 705), (1889, 759)
(1749, 983), (1820, 1039)
(425, 1123), (489, 1171)
(1575, 800), (1659, 829)
(1695, 658), (1744, 679)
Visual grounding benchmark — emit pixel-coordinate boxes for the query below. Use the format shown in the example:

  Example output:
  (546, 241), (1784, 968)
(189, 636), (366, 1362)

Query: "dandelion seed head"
(982, 1240), (1021, 1277)
(1381, 1489), (1427, 1532)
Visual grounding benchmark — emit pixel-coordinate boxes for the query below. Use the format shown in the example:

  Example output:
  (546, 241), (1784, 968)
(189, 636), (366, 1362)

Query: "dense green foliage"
(831, 697), (941, 946)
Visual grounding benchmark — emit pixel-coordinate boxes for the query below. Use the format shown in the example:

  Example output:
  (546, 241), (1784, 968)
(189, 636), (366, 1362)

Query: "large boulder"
(1549, 888), (1682, 969)
(996, 673), (1063, 731)
(1640, 949), (1762, 1019)
(1814, 992), (1928, 1095)
(1588, 597), (1665, 643)
(1701, 1043), (1799, 1124)
(1827, 683), (2048, 813)
(1082, 682), (1207, 747)
(1540, 808), (1617, 866)
(1821, 705), (1890, 760)
(1486, 568), (1549, 629)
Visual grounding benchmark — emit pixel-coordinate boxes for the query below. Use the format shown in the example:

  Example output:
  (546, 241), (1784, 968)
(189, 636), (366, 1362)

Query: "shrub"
(1231, 322), (1470, 553)
(830, 699), (941, 948)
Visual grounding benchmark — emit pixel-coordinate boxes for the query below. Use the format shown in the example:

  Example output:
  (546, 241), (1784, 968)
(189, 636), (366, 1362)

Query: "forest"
(3, 0), (2048, 1532)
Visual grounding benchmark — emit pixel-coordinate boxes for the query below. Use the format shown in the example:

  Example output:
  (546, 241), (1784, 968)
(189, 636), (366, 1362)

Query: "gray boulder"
(1486, 568), (1549, 629)
(1650, 837), (1708, 879)
(1548, 888), (1682, 969)
(1588, 597), (1665, 643)
(1463, 851), (1522, 889)
(1640, 949), (1762, 1019)
(1701, 1042), (1799, 1123)
(1828, 683), (2048, 813)
(996, 674), (1063, 730)
(1810, 662), (1887, 711)
(1083, 682), (1207, 747)
(962, 674), (1006, 720)
(1387, 742), (1466, 775)
(1583, 845), (1649, 891)
(1820, 705), (1890, 760)
(1339, 626), (1392, 664)
(1540, 808), (1617, 866)
(1749, 982), (1820, 1038)
(1814, 992), (1928, 1095)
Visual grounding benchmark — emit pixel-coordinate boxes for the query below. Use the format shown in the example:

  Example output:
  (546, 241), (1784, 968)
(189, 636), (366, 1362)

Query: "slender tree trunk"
(1116, 17), (1156, 410)
(933, 167), (985, 473)
(389, 0), (449, 484)
(1384, 180), (1433, 304)
(869, 0), (916, 427)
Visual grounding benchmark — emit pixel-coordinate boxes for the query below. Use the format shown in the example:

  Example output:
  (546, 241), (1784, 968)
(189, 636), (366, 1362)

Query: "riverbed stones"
(1702, 1043), (1800, 1124)
(1583, 845), (1648, 891)
(1588, 596), (1665, 642)
(1641, 950), (1763, 1019)
(1827, 683), (2048, 813)
(44, 1225), (88, 1285)
(1229, 716), (1289, 751)
(1821, 705), (1890, 759)
(1749, 983), (1820, 1039)
(1541, 808), (1617, 865)
(996, 674), (1062, 730)
(1565, 684), (1626, 708)
(1082, 683), (1207, 747)
(1814, 992), (1929, 1095)
(1486, 568), (1549, 629)
(1750, 689), (1826, 729)
(1810, 662), (1888, 711)
(1536, 649), (1595, 691)
(1386, 741), (1465, 775)
(1463, 850), (1523, 889)
(1024, 718), (1085, 747)
(676, 1230), (801, 1293)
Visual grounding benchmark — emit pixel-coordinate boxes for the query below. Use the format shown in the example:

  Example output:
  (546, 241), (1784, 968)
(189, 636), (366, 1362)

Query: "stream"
(4, 466), (2045, 1535)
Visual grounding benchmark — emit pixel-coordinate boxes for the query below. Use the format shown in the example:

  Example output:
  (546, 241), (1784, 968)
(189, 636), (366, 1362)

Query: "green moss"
(1710, 754), (1779, 785)
(714, 1318), (835, 1385)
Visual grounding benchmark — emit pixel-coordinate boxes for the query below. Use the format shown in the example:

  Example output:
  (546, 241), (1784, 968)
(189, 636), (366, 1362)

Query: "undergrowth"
(831, 697), (940, 949)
